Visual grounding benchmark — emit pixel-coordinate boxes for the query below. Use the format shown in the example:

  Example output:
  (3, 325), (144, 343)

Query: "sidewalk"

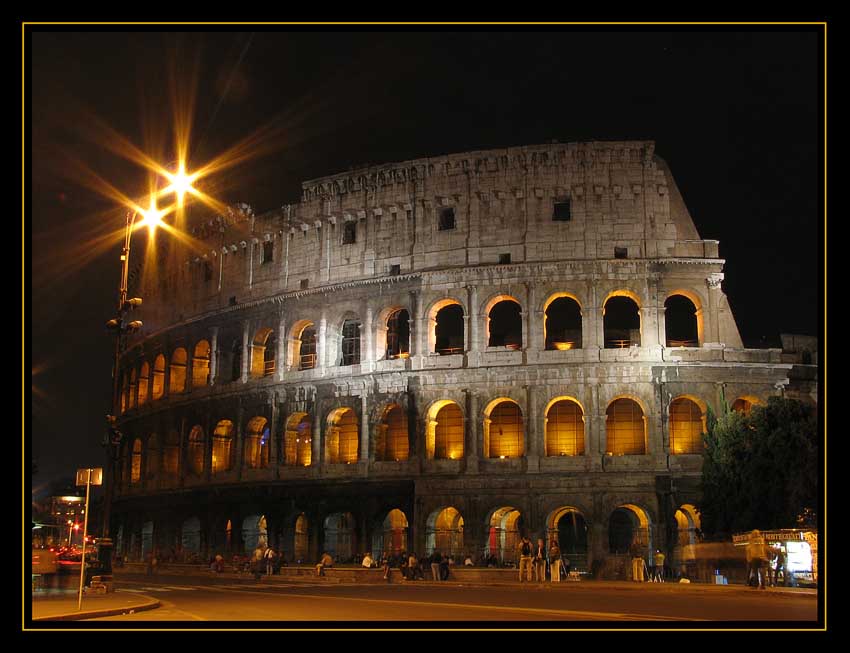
(29, 588), (160, 622)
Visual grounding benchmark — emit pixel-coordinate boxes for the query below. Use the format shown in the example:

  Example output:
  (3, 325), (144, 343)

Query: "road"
(88, 573), (819, 625)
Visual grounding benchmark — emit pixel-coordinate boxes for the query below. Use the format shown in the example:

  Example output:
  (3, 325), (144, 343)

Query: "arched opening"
(341, 319), (362, 366)
(669, 397), (706, 454)
(665, 294), (700, 347)
(187, 425), (205, 476)
(545, 398), (585, 456)
(291, 321), (317, 371)
(674, 504), (701, 548)
(169, 348), (188, 394)
(181, 517), (201, 558)
(145, 434), (158, 479)
(242, 515), (268, 552)
(731, 397), (760, 415)
(434, 303), (465, 355)
(192, 340), (211, 387)
(375, 404), (409, 462)
(128, 368), (138, 409)
(608, 505), (651, 556)
(548, 507), (589, 572)
(212, 420), (234, 473)
(120, 372), (129, 413)
(251, 328), (275, 377)
(544, 295), (583, 350)
(603, 295), (641, 348)
(294, 514), (309, 563)
(606, 398), (647, 455)
(130, 438), (142, 484)
(163, 429), (180, 477)
(229, 339), (242, 382)
(486, 507), (523, 564)
(425, 507), (464, 557)
(484, 399), (524, 458)
(385, 309), (410, 359)
(426, 400), (464, 460)
(381, 509), (409, 557)
(487, 299), (522, 349)
(325, 408), (359, 464)
(152, 354), (166, 400)
(284, 413), (312, 466)
(324, 512), (354, 561)
(245, 416), (270, 469)
(138, 362), (150, 406)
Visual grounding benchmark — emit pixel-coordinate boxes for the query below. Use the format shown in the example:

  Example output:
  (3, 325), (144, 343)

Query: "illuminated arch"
(211, 419), (234, 473)
(731, 396), (762, 415)
(669, 396), (707, 454)
(603, 293), (641, 348)
(251, 327), (275, 377)
(325, 407), (359, 464)
(544, 397), (586, 456)
(425, 506), (464, 557)
(187, 425), (204, 476)
(245, 416), (270, 468)
(428, 298), (466, 355)
(608, 504), (653, 555)
(380, 509), (409, 556)
(152, 354), (166, 400)
(543, 293), (583, 350)
(546, 506), (590, 568)
(138, 362), (150, 406)
(377, 306), (411, 360)
(284, 412), (312, 466)
(484, 294), (523, 349)
(375, 403), (409, 462)
(664, 289), (704, 347)
(605, 397), (647, 455)
(673, 503), (702, 547)
(289, 320), (317, 370)
(425, 400), (464, 460)
(294, 513), (309, 562)
(483, 397), (524, 458)
(130, 438), (142, 484)
(169, 348), (187, 394)
(192, 340), (211, 387)
(485, 506), (523, 563)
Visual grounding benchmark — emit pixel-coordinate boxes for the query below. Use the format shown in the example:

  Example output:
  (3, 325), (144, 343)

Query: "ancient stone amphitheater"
(111, 140), (803, 575)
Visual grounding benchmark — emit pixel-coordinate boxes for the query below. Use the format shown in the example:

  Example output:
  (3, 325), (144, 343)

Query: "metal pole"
(77, 469), (92, 611)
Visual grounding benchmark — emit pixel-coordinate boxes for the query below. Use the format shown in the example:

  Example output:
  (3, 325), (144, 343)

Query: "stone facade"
(111, 140), (800, 575)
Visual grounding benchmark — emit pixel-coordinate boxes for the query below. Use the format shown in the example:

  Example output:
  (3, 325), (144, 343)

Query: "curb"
(32, 596), (162, 622)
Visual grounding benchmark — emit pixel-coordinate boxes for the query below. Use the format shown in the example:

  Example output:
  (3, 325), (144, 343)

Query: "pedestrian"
(653, 549), (666, 583)
(430, 551), (442, 581)
(549, 539), (562, 583)
(252, 546), (264, 581)
(518, 535), (533, 582)
(440, 555), (450, 580)
(362, 552), (374, 568)
(630, 543), (645, 582)
(316, 551), (334, 576)
(263, 546), (276, 576)
(214, 553), (224, 573)
(774, 546), (787, 587)
(534, 538), (547, 582)
(746, 530), (768, 589)
(408, 552), (423, 580)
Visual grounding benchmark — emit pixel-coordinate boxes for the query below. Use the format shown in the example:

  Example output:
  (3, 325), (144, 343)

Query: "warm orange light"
(160, 160), (200, 208)
(553, 341), (574, 351)
(136, 194), (170, 234)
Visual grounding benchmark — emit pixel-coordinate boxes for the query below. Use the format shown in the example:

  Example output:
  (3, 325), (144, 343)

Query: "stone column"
(162, 351), (171, 400)
(312, 409), (322, 466)
(659, 306), (668, 348)
(276, 314), (287, 382)
(318, 314), (328, 372)
(241, 321), (250, 383)
(525, 384), (540, 472)
(209, 327), (219, 386)
(412, 291), (424, 359)
(640, 306), (659, 348)
(360, 391), (370, 464)
(706, 274), (723, 344)
(467, 285), (479, 353)
(465, 389), (479, 472)
(269, 393), (279, 468)
(364, 306), (374, 372)
(524, 282), (535, 351)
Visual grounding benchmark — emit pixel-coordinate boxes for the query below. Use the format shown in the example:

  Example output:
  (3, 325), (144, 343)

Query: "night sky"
(28, 26), (824, 494)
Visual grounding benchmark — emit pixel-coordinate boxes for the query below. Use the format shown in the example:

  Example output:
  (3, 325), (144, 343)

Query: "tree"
(700, 396), (818, 538)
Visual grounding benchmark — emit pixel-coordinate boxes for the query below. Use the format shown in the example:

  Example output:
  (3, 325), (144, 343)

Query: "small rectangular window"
(300, 278), (310, 290)
(498, 253), (511, 264)
(389, 264), (401, 276)
(343, 221), (356, 244)
(262, 241), (274, 264)
(553, 198), (571, 221)
(614, 247), (628, 259)
(439, 207), (456, 230)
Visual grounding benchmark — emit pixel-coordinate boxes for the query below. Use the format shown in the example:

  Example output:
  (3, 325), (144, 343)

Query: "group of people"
(516, 536), (572, 582)
(746, 530), (788, 589)
(630, 547), (667, 582)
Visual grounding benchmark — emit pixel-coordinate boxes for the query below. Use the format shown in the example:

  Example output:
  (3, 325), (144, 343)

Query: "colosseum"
(110, 139), (807, 576)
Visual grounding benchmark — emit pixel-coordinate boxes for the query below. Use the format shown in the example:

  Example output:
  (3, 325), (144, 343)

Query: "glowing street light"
(159, 159), (200, 209)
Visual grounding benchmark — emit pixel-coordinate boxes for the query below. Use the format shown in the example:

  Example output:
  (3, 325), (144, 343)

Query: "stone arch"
(664, 289), (704, 347)
(245, 416), (270, 468)
(138, 362), (150, 406)
(544, 396), (586, 456)
(325, 407), (359, 464)
(425, 506), (464, 557)
(128, 367), (138, 409)
(377, 508), (409, 557)
(339, 316), (362, 366)
(483, 397), (524, 458)
(192, 340), (210, 387)
(130, 438), (143, 484)
(669, 395), (707, 454)
(543, 293), (583, 350)
(427, 298), (466, 355)
(152, 354), (166, 400)
(484, 294), (523, 349)
(608, 504), (653, 556)
(187, 425), (205, 476)
(283, 412), (312, 466)
(169, 347), (188, 394)
(484, 506), (524, 563)
(242, 514), (268, 552)
(212, 419), (234, 473)
(293, 513), (309, 563)
(546, 506), (590, 571)
(673, 503), (701, 548)
(731, 395), (762, 415)
(425, 399), (464, 460)
(288, 319), (316, 370)
(603, 292), (641, 348)
(251, 327), (276, 377)
(605, 397), (648, 455)
(377, 306), (410, 360)
(375, 403), (409, 462)
(323, 512), (355, 561)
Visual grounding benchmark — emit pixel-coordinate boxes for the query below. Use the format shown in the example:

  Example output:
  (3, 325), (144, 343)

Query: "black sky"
(28, 26), (824, 493)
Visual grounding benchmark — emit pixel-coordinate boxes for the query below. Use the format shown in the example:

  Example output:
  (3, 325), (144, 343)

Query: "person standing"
(430, 551), (442, 581)
(630, 543), (645, 582)
(774, 546), (787, 586)
(518, 536), (533, 582)
(746, 530), (768, 589)
(549, 539), (562, 583)
(534, 538), (547, 582)
(264, 546), (276, 576)
(653, 550), (666, 582)
(252, 546), (264, 581)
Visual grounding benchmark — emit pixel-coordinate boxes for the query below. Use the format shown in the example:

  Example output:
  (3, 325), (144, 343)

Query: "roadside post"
(75, 467), (103, 611)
